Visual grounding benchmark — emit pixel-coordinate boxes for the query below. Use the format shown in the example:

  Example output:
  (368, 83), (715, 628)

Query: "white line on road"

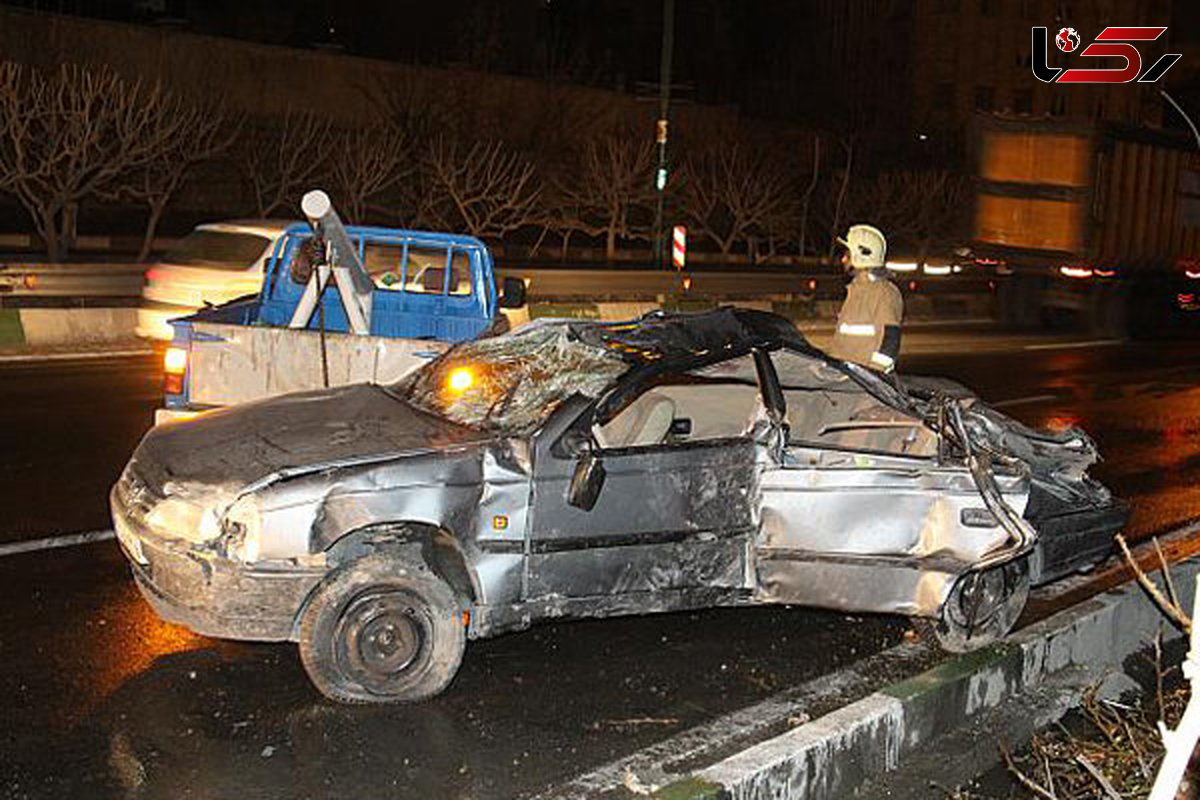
(0, 348), (153, 363)
(1023, 339), (1123, 351)
(991, 394), (1058, 408)
(0, 528), (115, 557)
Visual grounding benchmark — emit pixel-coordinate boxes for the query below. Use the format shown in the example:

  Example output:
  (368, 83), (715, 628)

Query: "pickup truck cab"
(159, 219), (524, 425)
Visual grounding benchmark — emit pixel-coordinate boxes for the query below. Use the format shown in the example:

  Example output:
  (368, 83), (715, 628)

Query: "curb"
(0, 346), (153, 363)
(644, 560), (1196, 800)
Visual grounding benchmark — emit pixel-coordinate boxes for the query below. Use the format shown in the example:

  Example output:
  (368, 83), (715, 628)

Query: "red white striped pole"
(672, 225), (686, 270)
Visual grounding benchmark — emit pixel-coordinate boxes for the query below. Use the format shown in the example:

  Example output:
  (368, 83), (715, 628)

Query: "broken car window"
(399, 323), (629, 433)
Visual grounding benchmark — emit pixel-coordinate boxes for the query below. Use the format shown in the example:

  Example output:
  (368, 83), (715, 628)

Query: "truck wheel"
(918, 558), (1029, 653)
(298, 553), (466, 703)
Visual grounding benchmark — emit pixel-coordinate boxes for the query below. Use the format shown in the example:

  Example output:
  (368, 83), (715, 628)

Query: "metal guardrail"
(0, 260), (995, 306)
(0, 262), (144, 304)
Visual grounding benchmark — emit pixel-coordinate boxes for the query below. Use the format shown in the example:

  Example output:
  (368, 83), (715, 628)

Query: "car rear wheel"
(298, 553), (466, 703)
(919, 558), (1029, 653)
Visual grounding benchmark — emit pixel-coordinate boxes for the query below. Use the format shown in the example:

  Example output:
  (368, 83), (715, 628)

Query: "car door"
(753, 348), (1026, 617)
(523, 372), (761, 602)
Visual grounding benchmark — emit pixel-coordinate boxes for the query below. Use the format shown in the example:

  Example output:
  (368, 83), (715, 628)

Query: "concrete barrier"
(16, 308), (139, 347)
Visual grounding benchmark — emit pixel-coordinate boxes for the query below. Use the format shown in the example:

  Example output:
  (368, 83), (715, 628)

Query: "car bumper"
(112, 488), (324, 642)
(1029, 499), (1128, 585)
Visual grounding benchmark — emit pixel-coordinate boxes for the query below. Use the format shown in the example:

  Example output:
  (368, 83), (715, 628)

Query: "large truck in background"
(972, 115), (1200, 336)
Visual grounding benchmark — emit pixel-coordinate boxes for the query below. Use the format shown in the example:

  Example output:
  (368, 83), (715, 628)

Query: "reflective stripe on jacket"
(828, 270), (903, 372)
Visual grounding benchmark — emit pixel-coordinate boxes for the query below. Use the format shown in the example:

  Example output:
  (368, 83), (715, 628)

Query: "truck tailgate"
(188, 322), (448, 406)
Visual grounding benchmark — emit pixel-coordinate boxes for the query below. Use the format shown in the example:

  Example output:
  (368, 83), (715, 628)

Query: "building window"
(974, 85), (995, 111)
(933, 81), (954, 112)
(1013, 89), (1033, 114)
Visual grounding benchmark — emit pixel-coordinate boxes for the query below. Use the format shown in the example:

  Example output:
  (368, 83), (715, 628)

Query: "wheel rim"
(334, 589), (429, 693)
(940, 559), (1029, 646)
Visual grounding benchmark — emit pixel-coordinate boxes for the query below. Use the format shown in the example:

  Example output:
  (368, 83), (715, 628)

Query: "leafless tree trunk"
(846, 169), (972, 261)
(0, 62), (196, 260)
(682, 143), (795, 257)
(328, 124), (413, 223)
(239, 111), (333, 218)
(552, 133), (656, 261)
(421, 139), (541, 240)
(798, 136), (821, 257)
(101, 101), (240, 261)
(828, 137), (854, 257)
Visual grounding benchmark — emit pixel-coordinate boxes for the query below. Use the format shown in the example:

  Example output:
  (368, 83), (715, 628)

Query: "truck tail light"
(164, 346), (188, 395)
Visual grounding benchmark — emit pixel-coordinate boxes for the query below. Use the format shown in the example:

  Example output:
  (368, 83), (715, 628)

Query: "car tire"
(298, 553), (466, 704)
(918, 557), (1029, 654)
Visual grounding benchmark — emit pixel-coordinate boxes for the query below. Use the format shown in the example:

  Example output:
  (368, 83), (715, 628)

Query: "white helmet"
(838, 224), (887, 269)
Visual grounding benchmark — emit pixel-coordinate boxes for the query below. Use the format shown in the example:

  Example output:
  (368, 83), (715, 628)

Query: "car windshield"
(165, 230), (271, 269)
(398, 323), (629, 433)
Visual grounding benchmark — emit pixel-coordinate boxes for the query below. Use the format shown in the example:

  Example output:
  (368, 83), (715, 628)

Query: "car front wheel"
(298, 553), (466, 703)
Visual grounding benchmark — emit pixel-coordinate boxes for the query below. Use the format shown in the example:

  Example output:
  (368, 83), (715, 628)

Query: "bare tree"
(849, 169), (972, 261)
(828, 137), (854, 257)
(102, 101), (239, 261)
(552, 133), (656, 261)
(681, 143), (795, 257)
(0, 62), (197, 260)
(328, 124), (413, 224)
(421, 139), (541, 240)
(797, 135), (821, 257)
(239, 111), (333, 218)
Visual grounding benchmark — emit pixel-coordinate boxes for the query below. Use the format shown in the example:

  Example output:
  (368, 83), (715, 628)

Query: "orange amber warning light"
(446, 366), (475, 394)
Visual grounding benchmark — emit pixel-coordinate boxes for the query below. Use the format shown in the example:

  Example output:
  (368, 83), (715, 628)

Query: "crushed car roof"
(569, 307), (818, 366)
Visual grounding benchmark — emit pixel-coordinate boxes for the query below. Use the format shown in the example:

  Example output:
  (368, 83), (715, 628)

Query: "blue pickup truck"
(159, 195), (525, 424)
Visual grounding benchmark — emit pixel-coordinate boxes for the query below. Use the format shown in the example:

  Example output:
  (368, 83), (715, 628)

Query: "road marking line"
(1023, 339), (1123, 351)
(992, 394), (1058, 408)
(0, 348), (153, 363)
(0, 528), (115, 557)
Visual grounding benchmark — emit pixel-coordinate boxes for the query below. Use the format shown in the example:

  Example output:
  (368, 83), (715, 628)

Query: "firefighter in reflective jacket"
(829, 224), (903, 373)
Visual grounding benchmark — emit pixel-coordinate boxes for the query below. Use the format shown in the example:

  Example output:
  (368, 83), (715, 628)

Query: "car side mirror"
(567, 449), (606, 511)
(498, 276), (526, 309)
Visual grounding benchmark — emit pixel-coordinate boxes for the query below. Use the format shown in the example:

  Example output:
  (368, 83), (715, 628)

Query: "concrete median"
(574, 550), (1197, 800)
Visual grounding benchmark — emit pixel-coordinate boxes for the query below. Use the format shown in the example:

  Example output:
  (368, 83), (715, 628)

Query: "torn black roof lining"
(569, 307), (817, 365)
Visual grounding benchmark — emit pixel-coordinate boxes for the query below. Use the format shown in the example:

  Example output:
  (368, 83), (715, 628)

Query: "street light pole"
(653, 0), (675, 270)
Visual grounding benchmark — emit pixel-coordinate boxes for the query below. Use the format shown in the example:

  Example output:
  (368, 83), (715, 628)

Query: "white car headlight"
(145, 497), (221, 544)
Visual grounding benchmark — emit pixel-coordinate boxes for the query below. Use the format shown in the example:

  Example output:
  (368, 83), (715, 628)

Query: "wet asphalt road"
(3, 338), (1200, 799)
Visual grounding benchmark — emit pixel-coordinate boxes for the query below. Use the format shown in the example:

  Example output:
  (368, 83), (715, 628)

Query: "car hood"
(129, 383), (493, 498)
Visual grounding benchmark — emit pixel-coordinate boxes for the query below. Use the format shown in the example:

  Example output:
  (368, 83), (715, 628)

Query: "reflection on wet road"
(3, 339), (1200, 798)
(1, 544), (905, 799)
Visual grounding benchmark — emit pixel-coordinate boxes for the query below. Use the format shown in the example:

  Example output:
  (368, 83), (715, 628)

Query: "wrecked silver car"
(111, 308), (1126, 702)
